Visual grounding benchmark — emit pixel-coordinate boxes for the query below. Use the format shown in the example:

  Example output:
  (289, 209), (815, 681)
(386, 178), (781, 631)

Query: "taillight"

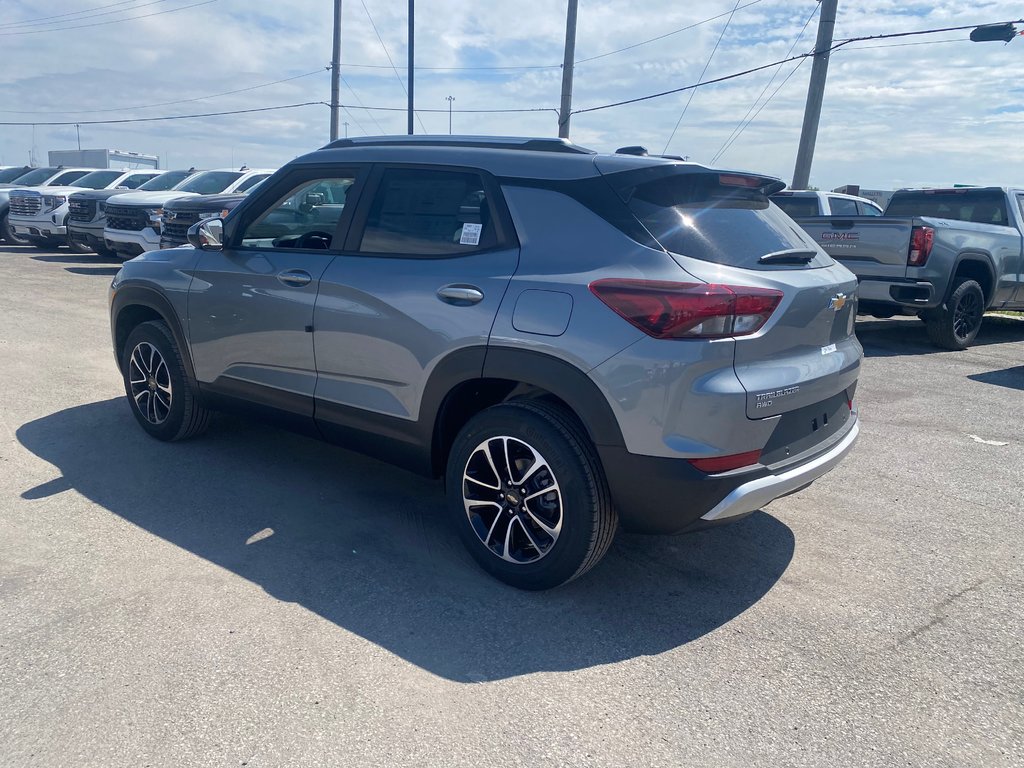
(908, 226), (934, 266)
(689, 449), (762, 473)
(589, 279), (783, 339)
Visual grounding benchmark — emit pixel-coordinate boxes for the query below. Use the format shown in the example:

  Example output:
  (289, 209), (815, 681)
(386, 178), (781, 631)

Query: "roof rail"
(321, 135), (595, 155)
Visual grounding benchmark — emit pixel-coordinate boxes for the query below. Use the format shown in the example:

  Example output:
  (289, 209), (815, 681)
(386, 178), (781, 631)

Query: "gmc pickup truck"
(790, 187), (1024, 349)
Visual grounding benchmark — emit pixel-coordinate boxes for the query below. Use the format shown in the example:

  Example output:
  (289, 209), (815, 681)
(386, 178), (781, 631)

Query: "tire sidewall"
(445, 405), (601, 590)
(121, 322), (191, 441)
(947, 279), (984, 347)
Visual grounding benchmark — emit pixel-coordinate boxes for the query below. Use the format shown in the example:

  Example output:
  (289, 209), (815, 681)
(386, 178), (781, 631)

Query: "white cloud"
(1, 0), (1022, 190)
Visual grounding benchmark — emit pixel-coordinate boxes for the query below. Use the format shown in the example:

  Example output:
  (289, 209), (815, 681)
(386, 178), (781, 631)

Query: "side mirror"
(187, 218), (223, 251)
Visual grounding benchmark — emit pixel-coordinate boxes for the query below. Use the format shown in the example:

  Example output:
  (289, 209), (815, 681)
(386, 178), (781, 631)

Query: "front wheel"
(66, 231), (93, 254)
(1, 213), (30, 245)
(925, 278), (985, 350)
(445, 400), (617, 590)
(121, 320), (210, 441)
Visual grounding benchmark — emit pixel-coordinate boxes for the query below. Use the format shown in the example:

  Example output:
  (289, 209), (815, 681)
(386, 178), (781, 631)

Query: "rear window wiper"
(758, 248), (818, 265)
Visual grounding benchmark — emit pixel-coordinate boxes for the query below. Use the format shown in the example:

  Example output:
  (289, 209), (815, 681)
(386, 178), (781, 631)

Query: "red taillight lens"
(689, 449), (762, 473)
(908, 225), (934, 266)
(589, 279), (783, 339)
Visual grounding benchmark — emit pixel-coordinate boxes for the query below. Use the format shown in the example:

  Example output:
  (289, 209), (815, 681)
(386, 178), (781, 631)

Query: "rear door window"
(357, 168), (498, 256)
(858, 201), (882, 215)
(615, 172), (830, 269)
(828, 197), (859, 216)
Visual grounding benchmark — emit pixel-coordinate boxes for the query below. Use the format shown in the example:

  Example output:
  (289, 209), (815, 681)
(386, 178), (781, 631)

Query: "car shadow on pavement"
(16, 398), (795, 683)
(856, 315), (1024, 357)
(968, 365), (1024, 391)
(31, 254), (123, 265)
(64, 266), (121, 276)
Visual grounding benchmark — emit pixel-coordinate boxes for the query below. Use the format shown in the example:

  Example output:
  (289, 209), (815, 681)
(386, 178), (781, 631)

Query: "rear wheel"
(925, 278), (984, 350)
(1, 213), (29, 245)
(445, 399), (616, 590)
(121, 320), (210, 441)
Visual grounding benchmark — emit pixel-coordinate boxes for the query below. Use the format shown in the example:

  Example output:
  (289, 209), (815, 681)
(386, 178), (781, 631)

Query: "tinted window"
(771, 196), (819, 217)
(236, 173), (271, 193)
(50, 170), (90, 186)
(140, 171), (194, 191)
(10, 168), (59, 186)
(859, 201), (883, 215)
(240, 176), (355, 250)
(885, 190), (1010, 226)
(618, 172), (828, 269)
(174, 171), (243, 195)
(72, 170), (124, 189)
(828, 197), (859, 216)
(120, 173), (159, 189)
(1018, 194), (1024, 221)
(0, 167), (30, 183)
(359, 169), (497, 256)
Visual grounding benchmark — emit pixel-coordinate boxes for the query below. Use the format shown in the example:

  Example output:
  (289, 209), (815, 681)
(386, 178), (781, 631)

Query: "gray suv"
(109, 136), (862, 590)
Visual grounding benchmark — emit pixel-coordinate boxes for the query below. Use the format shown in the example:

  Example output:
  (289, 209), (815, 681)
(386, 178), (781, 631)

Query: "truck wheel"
(31, 238), (63, 251)
(445, 399), (617, 590)
(121, 320), (210, 441)
(925, 278), (985, 350)
(1, 213), (30, 245)
(66, 232), (93, 254)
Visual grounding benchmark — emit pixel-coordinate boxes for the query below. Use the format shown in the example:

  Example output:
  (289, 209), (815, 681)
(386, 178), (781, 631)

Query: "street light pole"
(407, 0), (415, 135)
(446, 95), (454, 134)
(558, 0), (579, 139)
(792, 0), (838, 189)
(330, 0), (343, 141)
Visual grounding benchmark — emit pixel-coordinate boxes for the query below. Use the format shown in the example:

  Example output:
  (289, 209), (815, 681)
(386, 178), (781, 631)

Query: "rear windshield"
(616, 172), (828, 269)
(10, 167), (59, 186)
(174, 171), (242, 195)
(139, 170), (194, 191)
(885, 190), (1010, 226)
(771, 196), (819, 217)
(0, 167), (30, 183)
(72, 170), (124, 189)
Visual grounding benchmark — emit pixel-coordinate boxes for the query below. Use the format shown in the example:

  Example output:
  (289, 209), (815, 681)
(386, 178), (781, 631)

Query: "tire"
(31, 237), (62, 251)
(445, 399), (617, 590)
(925, 278), (985, 350)
(66, 231), (93, 254)
(1, 212), (30, 245)
(121, 320), (210, 441)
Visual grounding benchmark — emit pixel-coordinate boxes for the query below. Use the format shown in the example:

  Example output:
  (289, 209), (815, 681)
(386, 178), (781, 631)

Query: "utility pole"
(343, 121), (349, 138)
(407, 0), (415, 135)
(792, 0), (838, 189)
(75, 124), (81, 151)
(557, 0), (579, 139)
(446, 95), (455, 134)
(330, 0), (343, 141)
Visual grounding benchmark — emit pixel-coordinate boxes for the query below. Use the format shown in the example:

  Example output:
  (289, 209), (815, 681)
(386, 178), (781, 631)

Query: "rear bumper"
(857, 277), (938, 309)
(597, 413), (859, 534)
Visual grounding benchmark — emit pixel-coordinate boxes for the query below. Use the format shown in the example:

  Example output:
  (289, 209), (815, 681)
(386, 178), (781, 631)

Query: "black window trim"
(342, 162), (519, 259)
(225, 164), (369, 256)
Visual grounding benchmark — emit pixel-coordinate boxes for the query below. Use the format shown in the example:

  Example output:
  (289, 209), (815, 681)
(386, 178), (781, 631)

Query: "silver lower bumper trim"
(700, 418), (860, 522)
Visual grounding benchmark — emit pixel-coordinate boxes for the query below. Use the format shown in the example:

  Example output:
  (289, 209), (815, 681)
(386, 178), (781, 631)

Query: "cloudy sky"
(1, 0), (1022, 190)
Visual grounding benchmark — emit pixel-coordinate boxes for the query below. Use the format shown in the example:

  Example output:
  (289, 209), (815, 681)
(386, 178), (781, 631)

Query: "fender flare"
(109, 284), (196, 380)
(950, 252), (997, 307)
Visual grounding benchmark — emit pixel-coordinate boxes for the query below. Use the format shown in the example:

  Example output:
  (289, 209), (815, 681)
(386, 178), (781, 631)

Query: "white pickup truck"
(1, 167), (96, 244)
(772, 189), (883, 217)
(8, 168), (163, 249)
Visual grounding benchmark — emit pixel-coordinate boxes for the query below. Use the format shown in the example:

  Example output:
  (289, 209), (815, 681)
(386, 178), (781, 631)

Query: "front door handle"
(278, 269), (312, 287)
(437, 284), (484, 305)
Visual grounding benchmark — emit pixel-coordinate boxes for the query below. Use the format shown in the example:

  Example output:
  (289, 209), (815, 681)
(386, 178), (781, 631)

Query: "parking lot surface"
(1, 244), (1022, 767)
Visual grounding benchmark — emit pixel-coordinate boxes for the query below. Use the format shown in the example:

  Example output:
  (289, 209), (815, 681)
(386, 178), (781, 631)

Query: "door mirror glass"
(188, 218), (223, 251)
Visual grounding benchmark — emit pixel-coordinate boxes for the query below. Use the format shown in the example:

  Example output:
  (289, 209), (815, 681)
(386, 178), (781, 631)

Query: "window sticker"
(460, 222), (482, 246)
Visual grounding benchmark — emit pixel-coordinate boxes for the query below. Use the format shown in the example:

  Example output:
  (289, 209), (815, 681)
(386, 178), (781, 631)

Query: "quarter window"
(828, 197), (859, 216)
(858, 201), (882, 216)
(358, 168), (497, 256)
(239, 176), (355, 250)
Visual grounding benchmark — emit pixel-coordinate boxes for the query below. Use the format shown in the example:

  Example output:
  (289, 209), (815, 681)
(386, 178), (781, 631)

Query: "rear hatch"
(601, 163), (860, 427)
(791, 216), (915, 281)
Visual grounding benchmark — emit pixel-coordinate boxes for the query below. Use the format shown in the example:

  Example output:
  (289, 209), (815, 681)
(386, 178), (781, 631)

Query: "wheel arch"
(951, 253), (996, 307)
(111, 286), (195, 379)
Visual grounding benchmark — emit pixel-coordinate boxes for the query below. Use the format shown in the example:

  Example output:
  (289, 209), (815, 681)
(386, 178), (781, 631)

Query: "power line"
(340, 75), (388, 133)
(663, 0), (743, 155)
(0, 0), (150, 28)
(0, 102), (326, 126)
(711, 3), (820, 164)
(0, 0), (220, 36)
(0, 0), (176, 30)
(573, 18), (1024, 115)
(359, 0), (428, 133)
(0, 68), (330, 115)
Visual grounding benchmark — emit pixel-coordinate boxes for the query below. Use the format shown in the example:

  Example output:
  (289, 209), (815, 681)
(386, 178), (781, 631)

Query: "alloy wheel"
(462, 436), (563, 564)
(953, 291), (982, 341)
(128, 341), (172, 424)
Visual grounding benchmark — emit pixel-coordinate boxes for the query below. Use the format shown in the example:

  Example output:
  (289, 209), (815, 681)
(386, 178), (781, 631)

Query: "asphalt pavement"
(0, 243), (1021, 767)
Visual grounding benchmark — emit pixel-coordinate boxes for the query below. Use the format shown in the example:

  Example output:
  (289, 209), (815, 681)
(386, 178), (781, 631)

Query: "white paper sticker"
(821, 343), (837, 355)
(459, 222), (482, 246)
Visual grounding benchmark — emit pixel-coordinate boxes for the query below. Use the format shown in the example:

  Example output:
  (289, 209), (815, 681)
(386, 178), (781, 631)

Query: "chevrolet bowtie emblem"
(829, 293), (848, 311)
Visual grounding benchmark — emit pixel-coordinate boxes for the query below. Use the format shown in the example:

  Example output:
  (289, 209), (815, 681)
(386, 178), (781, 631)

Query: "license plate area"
(759, 389), (852, 468)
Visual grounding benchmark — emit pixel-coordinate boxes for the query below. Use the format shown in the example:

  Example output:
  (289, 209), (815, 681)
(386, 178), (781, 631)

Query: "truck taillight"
(588, 279), (783, 339)
(908, 226), (934, 266)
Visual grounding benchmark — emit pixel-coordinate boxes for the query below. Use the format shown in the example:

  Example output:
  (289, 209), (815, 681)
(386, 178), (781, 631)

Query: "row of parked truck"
(0, 164), (273, 257)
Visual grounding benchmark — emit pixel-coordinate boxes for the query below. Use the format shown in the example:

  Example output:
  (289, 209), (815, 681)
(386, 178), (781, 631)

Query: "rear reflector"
(589, 279), (783, 339)
(689, 449), (762, 473)
(908, 225), (934, 266)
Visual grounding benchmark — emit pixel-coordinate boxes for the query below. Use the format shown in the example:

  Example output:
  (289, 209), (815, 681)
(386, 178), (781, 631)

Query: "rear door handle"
(278, 269), (312, 287)
(437, 284), (484, 305)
